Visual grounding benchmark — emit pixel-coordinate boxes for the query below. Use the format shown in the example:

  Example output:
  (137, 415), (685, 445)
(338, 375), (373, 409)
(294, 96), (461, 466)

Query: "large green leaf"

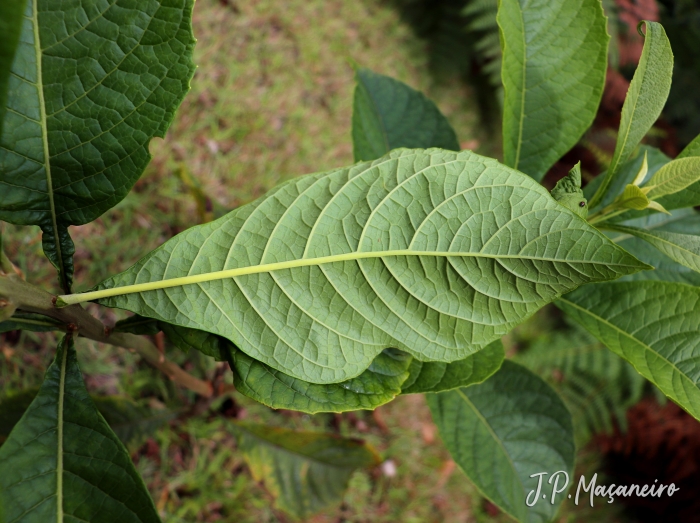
(603, 223), (700, 275)
(0, 0), (195, 290)
(226, 344), (411, 413)
(0, 336), (160, 522)
(76, 149), (648, 384)
(557, 281), (700, 421)
(0, 0), (23, 139)
(351, 68), (459, 162)
(498, 0), (608, 181)
(427, 360), (575, 523)
(231, 422), (380, 519)
(589, 21), (674, 208)
(401, 338), (504, 394)
(607, 209), (700, 285)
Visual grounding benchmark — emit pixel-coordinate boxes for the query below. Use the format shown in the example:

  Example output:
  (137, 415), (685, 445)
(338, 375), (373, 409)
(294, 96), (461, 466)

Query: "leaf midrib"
(30, 0), (65, 292)
(60, 249), (642, 305)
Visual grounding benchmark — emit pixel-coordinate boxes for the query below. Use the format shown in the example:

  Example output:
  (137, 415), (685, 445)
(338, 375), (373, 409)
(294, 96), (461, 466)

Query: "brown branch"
(0, 273), (213, 397)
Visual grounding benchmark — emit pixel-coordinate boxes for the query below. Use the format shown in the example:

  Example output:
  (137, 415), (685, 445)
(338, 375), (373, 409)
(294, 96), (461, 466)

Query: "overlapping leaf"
(352, 68), (459, 162)
(0, 0), (195, 290)
(0, 336), (160, 522)
(84, 149), (649, 384)
(401, 338), (504, 394)
(231, 422), (379, 519)
(498, 0), (608, 181)
(557, 282), (700, 420)
(0, 0), (23, 138)
(428, 361), (575, 523)
(605, 209), (700, 285)
(226, 344), (412, 413)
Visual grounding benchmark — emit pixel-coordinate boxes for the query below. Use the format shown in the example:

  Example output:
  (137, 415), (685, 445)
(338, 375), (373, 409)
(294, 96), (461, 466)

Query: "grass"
(0, 1), (622, 522)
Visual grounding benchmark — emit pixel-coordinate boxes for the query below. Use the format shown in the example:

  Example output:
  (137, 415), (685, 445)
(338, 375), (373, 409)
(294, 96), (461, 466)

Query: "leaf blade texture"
(590, 21), (674, 207)
(231, 422), (380, 519)
(401, 338), (504, 394)
(557, 281), (700, 421)
(0, 0), (196, 289)
(0, 336), (160, 523)
(94, 149), (648, 384)
(428, 360), (575, 523)
(352, 68), (459, 162)
(498, 0), (608, 181)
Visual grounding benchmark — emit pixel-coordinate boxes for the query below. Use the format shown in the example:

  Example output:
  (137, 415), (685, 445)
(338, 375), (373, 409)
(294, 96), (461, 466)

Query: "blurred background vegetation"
(2, 0), (700, 522)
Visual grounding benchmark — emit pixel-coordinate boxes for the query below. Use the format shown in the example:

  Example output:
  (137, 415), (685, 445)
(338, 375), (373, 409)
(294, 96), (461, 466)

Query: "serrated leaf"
(427, 360), (575, 523)
(0, 311), (64, 333)
(557, 282), (700, 421)
(231, 422), (380, 519)
(645, 157), (700, 199)
(590, 21), (674, 208)
(0, 0), (196, 291)
(603, 223), (700, 275)
(80, 149), (649, 384)
(607, 209), (700, 285)
(351, 68), (459, 162)
(498, 0), (608, 181)
(550, 162), (588, 219)
(401, 338), (504, 394)
(0, 0), (23, 140)
(0, 336), (160, 523)
(226, 344), (411, 413)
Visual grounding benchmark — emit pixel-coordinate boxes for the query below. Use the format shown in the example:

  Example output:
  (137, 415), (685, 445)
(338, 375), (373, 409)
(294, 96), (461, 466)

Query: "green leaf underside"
(226, 344), (412, 413)
(655, 143), (700, 210)
(427, 360), (574, 523)
(603, 223), (700, 275)
(90, 149), (648, 384)
(0, 388), (172, 449)
(401, 338), (504, 394)
(590, 21), (673, 208)
(351, 68), (459, 162)
(557, 281), (700, 421)
(646, 156), (700, 199)
(0, 336), (160, 522)
(0, 311), (65, 333)
(498, 0), (608, 181)
(607, 209), (700, 285)
(231, 422), (379, 519)
(0, 0), (24, 139)
(0, 0), (195, 290)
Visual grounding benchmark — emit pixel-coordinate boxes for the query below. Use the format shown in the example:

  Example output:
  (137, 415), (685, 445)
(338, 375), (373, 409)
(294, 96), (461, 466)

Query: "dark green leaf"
(401, 338), (504, 394)
(113, 314), (160, 336)
(0, 336), (160, 522)
(351, 68), (459, 162)
(84, 149), (648, 384)
(159, 321), (222, 359)
(557, 282), (700, 421)
(428, 360), (575, 523)
(498, 0), (608, 181)
(226, 344), (411, 413)
(0, 0), (196, 290)
(231, 422), (380, 519)
(590, 21), (674, 207)
(678, 133), (700, 159)
(603, 223), (700, 275)
(0, 0), (24, 139)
